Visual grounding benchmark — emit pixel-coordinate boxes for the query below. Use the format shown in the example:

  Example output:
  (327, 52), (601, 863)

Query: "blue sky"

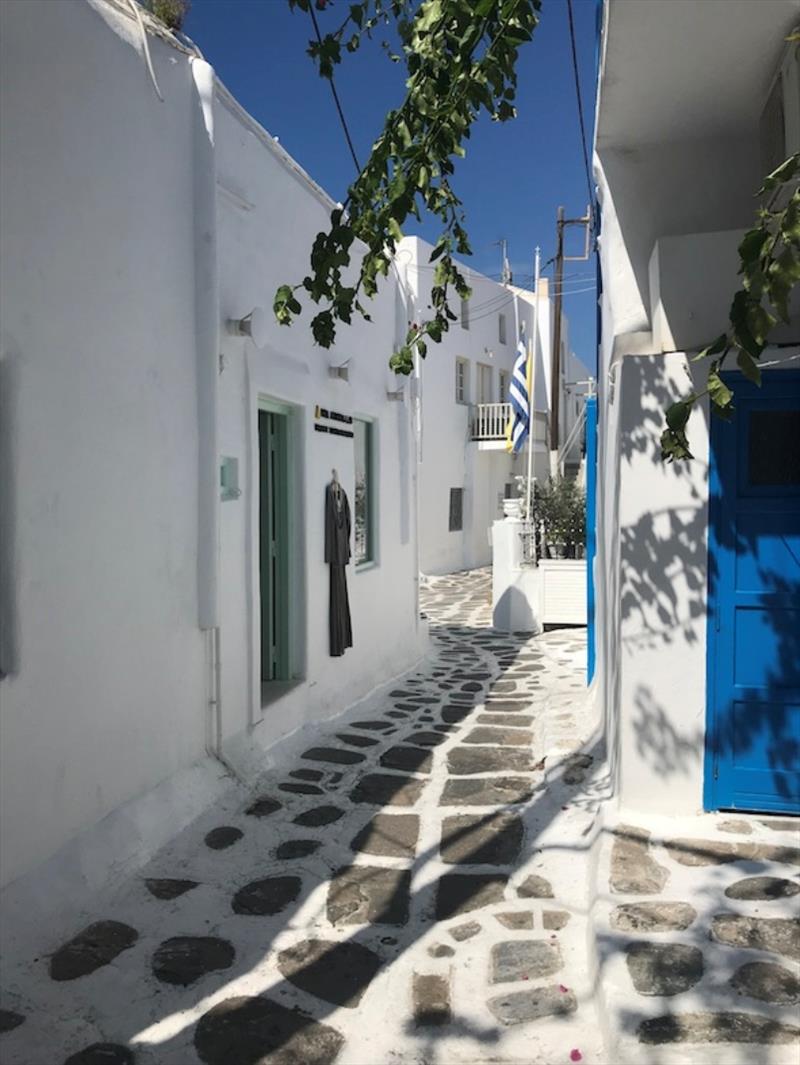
(184, 0), (599, 371)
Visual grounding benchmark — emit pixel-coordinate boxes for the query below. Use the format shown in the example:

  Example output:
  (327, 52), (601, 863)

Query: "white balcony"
(470, 403), (548, 451)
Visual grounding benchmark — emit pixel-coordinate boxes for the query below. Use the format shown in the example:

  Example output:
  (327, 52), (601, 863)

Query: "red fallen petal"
(559, 984), (569, 992)
(570, 1051), (582, 1062)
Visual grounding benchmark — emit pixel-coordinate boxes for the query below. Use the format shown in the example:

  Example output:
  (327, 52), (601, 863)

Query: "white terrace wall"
(0, 0), (207, 889)
(214, 90), (423, 763)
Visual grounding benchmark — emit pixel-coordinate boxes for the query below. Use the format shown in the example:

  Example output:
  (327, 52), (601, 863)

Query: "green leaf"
(736, 349), (762, 385)
(707, 370), (733, 411)
(660, 427), (693, 462)
(758, 152), (800, 195)
(738, 227), (769, 266)
(692, 333), (728, 362)
(665, 397), (695, 434)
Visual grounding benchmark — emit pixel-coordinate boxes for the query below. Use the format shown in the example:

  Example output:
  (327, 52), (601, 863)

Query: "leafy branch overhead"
(661, 151), (800, 461)
(275, 0), (541, 373)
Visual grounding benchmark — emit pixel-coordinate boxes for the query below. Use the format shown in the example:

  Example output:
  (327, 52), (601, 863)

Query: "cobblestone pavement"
(5, 570), (796, 1065)
(0, 568), (601, 1065)
(597, 811), (800, 1065)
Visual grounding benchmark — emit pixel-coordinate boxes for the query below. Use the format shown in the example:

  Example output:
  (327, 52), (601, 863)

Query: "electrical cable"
(126, 0), (164, 101)
(309, 4), (361, 173)
(566, 0), (594, 211)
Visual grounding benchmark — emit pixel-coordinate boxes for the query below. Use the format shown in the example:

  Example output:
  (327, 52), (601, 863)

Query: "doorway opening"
(259, 407), (290, 687)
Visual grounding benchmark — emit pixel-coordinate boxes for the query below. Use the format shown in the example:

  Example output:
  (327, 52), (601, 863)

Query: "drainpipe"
(191, 58), (227, 768)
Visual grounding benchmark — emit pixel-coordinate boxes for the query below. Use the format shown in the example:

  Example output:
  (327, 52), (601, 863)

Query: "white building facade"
(593, 0), (800, 816)
(398, 237), (590, 576)
(0, 0), (424, 920)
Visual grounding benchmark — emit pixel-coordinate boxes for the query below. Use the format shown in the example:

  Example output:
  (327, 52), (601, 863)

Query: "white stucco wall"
(398, 237), (527, 575)
(0, 0), (210, 889)
(0, 0), (424, 907)
(593, 0), (800, 814)
(616, 354), (711, 814)
(213, 92), (423, 762)
(400, 239), (585, 576)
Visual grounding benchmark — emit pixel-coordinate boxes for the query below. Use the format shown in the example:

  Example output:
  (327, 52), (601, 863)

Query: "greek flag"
(505, 339), (529, 454)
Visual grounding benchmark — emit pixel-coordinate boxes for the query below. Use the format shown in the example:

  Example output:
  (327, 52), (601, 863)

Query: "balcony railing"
(470, 403), (548, 444)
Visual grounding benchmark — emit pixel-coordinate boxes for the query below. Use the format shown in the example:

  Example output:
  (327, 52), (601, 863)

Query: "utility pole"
(495, 238), (512, 285)
(549, 204), (592, 475)
(525, 247), (541, 527)
(550, 208), (565, 464)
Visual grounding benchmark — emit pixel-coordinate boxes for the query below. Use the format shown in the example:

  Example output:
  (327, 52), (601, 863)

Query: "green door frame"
(258, 403), (291, 682)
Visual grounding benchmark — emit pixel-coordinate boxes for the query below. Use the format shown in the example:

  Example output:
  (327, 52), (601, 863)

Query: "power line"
(566, 0), (594, 211)
(309, 5), (361, 174)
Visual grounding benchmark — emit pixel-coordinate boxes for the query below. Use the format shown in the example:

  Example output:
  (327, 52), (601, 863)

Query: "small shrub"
(533, 476), (585, 555)
(143, 0), (190, 32)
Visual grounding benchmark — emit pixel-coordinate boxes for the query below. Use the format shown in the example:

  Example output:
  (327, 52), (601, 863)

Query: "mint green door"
(259, 409), (289, 682)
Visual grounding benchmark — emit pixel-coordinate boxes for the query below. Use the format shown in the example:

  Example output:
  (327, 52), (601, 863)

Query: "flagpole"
(525, 247), (541, 529)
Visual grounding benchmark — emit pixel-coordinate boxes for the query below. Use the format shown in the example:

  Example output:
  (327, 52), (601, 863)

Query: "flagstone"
(152, 936), (235, 986)
(488, 985), (577, 1025)
(327, 866), (410, 926)
(730, 961), (800, 1004)
(145, 878), (199, 900)
(204, 826), (243, 850)
(277, 939), (382, 1008)
(610, 825), (669, 894)
(194, 996), (344, 1065)
(610, 902), (696, 932)
(447, 746), (533, 775)
(350, 813), (420, 858)
(462, 727), (532, 747)
(637, 1012), (800, 1046)
(232, 876), (302, 916)
(65, 1045), (134, 1065)
(436, 874), (507, 919)
(625, 942), (703, 996)
(711, 915), (800, 961)
(724, 876), (800, 900)
(293, 805), (344, 827)
(49, 921), (138, 981)
(440, 812), (524, 866)
(413, 973), (451, 1027)
(440, 777), (535, 806)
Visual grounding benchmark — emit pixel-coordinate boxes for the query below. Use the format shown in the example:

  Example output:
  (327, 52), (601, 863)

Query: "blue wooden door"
(706, 372), (800, 813)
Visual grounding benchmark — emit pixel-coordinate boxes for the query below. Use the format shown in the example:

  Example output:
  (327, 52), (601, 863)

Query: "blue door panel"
(734, 515), (800, 590)
(733, 607), (800, 688)
(706, 372), (800, 814)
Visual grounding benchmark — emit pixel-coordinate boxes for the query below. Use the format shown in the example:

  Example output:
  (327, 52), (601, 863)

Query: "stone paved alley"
(1, 570), (798, 1065)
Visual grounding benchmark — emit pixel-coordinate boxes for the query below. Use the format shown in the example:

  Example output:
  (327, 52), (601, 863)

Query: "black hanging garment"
(325, 481), (353, 656)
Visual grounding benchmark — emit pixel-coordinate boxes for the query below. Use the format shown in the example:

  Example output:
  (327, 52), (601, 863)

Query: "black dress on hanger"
(325, 480), (353, 656)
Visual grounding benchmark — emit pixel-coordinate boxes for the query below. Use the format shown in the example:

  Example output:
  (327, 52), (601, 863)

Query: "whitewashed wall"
(398, 237), (586, 575)
(592, 0), (798, 814)
(0, 0), (208, 890)
(214, 92), (423, 763)
(398, 237), (527, 575)
(0, 0), (423, 915)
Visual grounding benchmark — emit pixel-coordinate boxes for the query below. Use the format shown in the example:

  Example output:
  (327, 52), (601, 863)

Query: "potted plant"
(534, 476), (585, 559)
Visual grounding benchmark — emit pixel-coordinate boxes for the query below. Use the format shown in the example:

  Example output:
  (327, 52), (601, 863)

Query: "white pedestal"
(490, 519), (542, 634)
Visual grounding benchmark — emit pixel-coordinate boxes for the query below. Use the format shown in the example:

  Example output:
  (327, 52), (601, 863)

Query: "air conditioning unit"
(759, 40), (800, 207)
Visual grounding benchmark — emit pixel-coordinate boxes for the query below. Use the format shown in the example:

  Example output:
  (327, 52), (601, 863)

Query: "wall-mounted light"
(226, 307), (268, 348)
(329, 358), (351, 382)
